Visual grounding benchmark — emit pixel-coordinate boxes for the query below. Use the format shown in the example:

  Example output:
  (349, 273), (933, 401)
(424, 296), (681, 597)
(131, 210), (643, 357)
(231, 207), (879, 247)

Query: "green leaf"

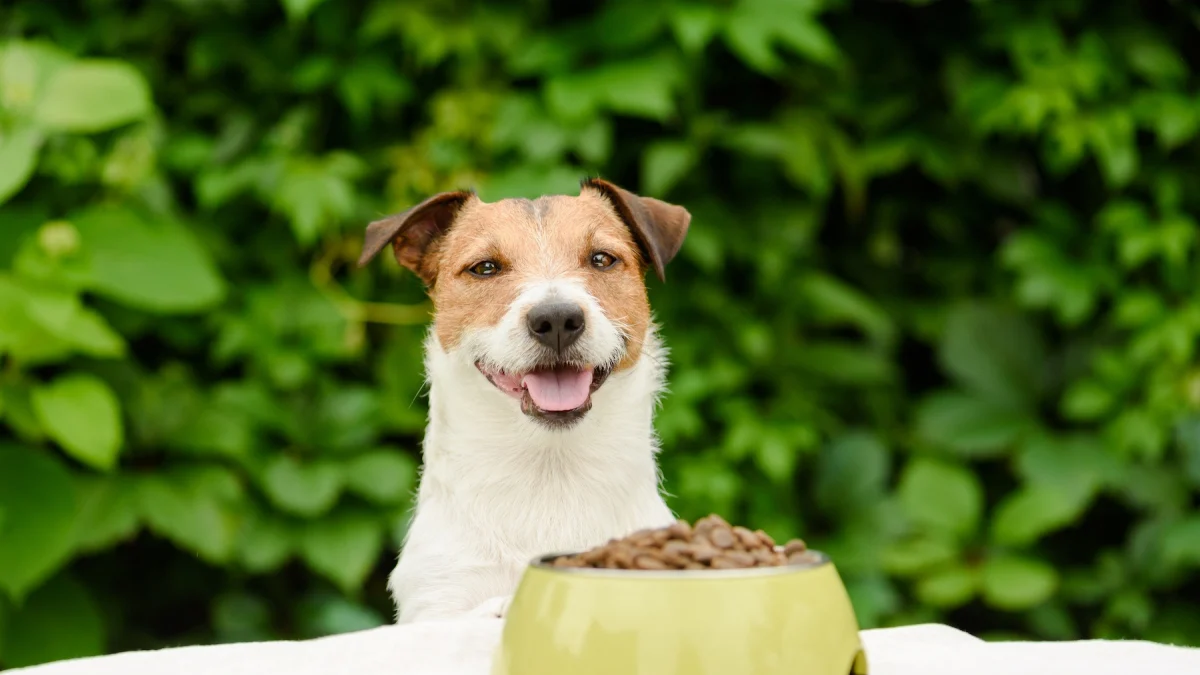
(843, 576), (900, 630)
(545, 55), (682, 123)
(1135, 92), (1200, 150)
(915, 564), (978, 609)
(270, 154), (364, 245)
(1001, 231), (1102, 326)
(792, 342), (894, 385)
(0, 381), (45, 443)
(0, 40), (72, 116)
(261, 456), (344, 517)
(1126, 38), (1187, 87)
(211, 592), (274, 644)
(669, 5), (720, 55)
(981, 555), (1058, 611)
(882, 535), (959, 577)
(723, 0), (839, 73)
(755, 433), (798, 483)
(299, 511), (384, 592)
(1015, 434), (1115, 498)
(478, 165), (584, 202)
(0, 206), (44, 267)
(0, 574), (105, 668)
(0, 276), (125, 364)
(343, 450), (417, 505)
(71, 207), (226, 313)
(1060, 379), (1116, 421)
(815, 431), (890, 518)
(0, 444), (78, 600)
(773, 15), (839, 66)
(641, 141), (697, 197)
(33, 60), (152, 133)
(281, 0), (329, 21)
(237, 509), (294, 573)
(137, 471), (238, 563)
(71, 475), (141, 553)
(797, 273), (894, 347)
(1088, 110), (1137, 189)
(32, 373), (124, 471)
(295, 593), (385, 638)
(1160, 516), (1200, 569)
(939, 303), (1046, 406)
(915, 391), (1033, 457)
(897, 458), (983, 538)
(1177, 416), (1200, 488)
(0, 124), (43, 205)
(990, 484), (1090, 546)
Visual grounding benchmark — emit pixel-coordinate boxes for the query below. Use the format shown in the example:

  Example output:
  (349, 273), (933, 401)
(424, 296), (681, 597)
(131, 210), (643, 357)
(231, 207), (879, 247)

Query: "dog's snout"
(527, 301), (585, 352)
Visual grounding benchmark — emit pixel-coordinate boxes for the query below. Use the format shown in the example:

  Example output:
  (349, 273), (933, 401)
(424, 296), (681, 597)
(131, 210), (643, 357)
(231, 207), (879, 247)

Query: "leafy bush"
(3, 0), (1200, 666)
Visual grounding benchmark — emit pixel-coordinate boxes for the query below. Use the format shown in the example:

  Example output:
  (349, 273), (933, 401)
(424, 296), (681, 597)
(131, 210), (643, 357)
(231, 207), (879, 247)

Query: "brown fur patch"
(428, 190), (651, 372)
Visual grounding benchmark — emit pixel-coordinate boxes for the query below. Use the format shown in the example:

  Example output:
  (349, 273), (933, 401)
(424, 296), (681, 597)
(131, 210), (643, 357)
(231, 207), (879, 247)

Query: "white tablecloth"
(9, 620), (1199, 675)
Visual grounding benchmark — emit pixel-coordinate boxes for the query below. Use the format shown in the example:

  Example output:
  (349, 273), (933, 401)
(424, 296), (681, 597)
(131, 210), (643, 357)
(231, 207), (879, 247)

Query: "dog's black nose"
(527, 301), (586, 352)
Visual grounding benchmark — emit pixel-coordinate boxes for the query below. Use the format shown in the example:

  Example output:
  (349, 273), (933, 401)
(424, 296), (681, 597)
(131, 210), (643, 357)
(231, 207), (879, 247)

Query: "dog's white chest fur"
(388, 331), (675, 623)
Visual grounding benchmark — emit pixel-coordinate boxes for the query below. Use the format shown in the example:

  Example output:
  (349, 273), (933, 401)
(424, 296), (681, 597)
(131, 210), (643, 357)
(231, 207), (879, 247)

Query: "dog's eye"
(468, 260), (501, 277)
(590, 252), (617, 270)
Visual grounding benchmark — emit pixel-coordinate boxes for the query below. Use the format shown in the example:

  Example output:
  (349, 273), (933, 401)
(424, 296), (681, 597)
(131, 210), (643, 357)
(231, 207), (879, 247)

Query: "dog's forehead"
(455, 192), (623, 241)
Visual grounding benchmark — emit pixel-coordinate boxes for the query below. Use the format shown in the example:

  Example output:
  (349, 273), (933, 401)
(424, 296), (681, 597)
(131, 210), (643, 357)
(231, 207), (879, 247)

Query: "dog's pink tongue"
(522, 368), (593, 412)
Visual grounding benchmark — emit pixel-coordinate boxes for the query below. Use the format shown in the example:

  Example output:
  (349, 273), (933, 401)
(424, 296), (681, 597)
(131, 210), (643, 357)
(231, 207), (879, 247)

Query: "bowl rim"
(528, 549), (831, 579)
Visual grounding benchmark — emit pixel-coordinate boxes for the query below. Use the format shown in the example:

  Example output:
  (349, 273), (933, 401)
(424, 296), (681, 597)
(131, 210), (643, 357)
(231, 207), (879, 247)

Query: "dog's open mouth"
(475, 361), (612, 426)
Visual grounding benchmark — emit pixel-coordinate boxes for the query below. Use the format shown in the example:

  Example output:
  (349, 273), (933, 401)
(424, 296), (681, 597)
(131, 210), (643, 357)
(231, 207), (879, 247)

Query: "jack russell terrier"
(357, 177), (691, 623)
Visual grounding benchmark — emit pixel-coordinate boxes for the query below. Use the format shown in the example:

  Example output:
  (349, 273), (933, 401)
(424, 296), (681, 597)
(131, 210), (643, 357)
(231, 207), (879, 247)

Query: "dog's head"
(358, 178), (691, 429)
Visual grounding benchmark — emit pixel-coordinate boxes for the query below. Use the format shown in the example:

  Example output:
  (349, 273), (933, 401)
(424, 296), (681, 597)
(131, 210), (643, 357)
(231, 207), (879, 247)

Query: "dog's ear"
(582, 177), (691, 282)
(357, 191), (473, 284)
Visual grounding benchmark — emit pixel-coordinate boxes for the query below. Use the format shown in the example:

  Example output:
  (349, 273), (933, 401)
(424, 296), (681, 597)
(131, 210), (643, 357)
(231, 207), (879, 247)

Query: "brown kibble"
(724, 551), (756, 567)
(752, 548), (777, 565)
(689, 544), (720, 562)
(711, 554), (752, 569)
(733, 526), (760, 549)
(662, 540), (690, 556)
(547, 515), (815, 572)
(634, 555), (669, 570)
(628, 529), (656, 547)
(610, 548), (634, 569)
(693, 514), (729, 537)
(660, 540), (690, 566)
(788, 551), (819, 565)
(754, 529), (776, 548)
(783, 539), (808, 556)
(667, 519), (692, 540)
(710, 527), (736, 549)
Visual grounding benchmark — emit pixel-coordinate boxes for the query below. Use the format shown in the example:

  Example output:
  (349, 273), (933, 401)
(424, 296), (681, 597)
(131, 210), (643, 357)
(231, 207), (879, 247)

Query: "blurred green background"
(3, 0), (1200, 667)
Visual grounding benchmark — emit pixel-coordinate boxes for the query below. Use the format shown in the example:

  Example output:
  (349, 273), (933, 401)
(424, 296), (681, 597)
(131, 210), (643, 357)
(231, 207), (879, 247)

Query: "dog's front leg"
(467, 595), (512, 620)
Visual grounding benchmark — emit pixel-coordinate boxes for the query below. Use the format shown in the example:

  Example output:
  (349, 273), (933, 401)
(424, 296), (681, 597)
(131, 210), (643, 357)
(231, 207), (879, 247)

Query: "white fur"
(388, 277), (676, 623)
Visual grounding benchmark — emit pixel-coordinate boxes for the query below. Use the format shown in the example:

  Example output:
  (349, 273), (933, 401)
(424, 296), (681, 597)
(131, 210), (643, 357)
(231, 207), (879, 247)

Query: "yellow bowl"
(491, 550), (868, 675)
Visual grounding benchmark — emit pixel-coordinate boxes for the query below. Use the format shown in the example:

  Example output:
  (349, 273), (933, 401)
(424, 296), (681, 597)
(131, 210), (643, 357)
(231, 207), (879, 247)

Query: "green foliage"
(2, 0), (1200, 666)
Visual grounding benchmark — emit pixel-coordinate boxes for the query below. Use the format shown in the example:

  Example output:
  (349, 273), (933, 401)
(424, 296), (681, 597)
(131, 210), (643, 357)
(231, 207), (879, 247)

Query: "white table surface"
(9, 619), (1200, 675)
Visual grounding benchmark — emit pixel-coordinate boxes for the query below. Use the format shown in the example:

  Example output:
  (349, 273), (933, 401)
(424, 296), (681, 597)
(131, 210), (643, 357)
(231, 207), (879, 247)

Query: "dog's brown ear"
(357, 191), (473, 284)
(583, 177), (691, 282)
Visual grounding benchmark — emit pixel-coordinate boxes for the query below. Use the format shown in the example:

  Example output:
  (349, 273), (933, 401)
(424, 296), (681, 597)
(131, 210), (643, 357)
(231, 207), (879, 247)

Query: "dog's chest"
(423, 447), (672, 564)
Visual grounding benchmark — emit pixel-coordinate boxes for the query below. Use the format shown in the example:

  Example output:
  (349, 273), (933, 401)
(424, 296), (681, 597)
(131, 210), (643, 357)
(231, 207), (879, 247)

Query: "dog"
(356, 177), (691, 623)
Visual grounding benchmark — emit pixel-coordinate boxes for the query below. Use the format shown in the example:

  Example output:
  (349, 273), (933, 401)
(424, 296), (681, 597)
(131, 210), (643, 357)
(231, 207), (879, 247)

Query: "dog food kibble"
(550, 514), (821, 570)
